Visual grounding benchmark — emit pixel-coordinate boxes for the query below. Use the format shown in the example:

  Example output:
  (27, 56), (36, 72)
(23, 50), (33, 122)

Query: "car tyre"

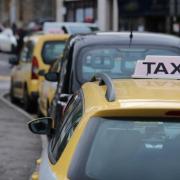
(10, 81), (18, 103)
(11, 44), (16, 54)
(23, 88), (33, 112)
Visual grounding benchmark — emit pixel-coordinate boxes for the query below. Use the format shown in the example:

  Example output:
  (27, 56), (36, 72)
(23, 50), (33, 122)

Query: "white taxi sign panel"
(43, 23), (65, 34)
(133, 56), (180, 79)
(46, 29), (64, 34)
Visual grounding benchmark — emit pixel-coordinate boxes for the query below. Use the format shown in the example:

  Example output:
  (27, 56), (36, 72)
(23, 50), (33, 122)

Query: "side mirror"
(38, 69), (45, 76)
(28, 117), (52, 135)
(45, 72), (59, 82)
(9, 56), (19, 65)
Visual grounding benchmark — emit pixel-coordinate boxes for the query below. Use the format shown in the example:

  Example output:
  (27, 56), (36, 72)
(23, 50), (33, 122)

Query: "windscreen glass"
(77, 46), (180, 82)
(42, 41), (65, 64)
(70, 117), (180, 180)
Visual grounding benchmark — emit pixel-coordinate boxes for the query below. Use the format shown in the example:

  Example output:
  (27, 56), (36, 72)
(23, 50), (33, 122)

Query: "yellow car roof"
(26, 33), (69, 43)
(37, 34), (69, 41)
(82, 79), (180, 116)
(24, 34), (42, 43)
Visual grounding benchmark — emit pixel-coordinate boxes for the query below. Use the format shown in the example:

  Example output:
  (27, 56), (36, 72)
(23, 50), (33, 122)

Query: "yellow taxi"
(29, 68), (180, 180)
(9, 34), (69, 111)
(38, 59), (60, 116)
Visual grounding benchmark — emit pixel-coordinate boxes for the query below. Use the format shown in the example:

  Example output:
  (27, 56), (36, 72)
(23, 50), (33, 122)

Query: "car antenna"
(129, 19), (133, 48)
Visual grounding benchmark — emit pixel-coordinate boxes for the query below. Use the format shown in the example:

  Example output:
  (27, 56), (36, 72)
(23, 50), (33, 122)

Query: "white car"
(0, 28), (17, 53)
(43, 22), (92, 34)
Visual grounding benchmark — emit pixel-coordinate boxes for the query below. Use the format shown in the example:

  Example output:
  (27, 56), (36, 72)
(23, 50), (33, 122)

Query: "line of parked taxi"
(9, 30), (180, 180)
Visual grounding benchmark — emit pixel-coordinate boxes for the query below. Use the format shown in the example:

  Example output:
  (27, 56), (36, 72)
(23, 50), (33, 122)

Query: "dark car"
(46, 32), (180, 127)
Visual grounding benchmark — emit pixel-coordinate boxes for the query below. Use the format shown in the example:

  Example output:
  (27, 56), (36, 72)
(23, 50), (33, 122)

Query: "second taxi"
(9, 33), (69, 111)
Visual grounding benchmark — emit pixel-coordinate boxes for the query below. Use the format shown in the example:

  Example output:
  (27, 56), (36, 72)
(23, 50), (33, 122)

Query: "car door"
(39, 92), (83, 180)
(39, 60), (60, 116)
(13, 41), (34, 97)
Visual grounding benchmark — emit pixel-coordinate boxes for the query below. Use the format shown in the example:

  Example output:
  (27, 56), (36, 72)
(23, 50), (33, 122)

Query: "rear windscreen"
(69, 117), (180, 180)
(77, 46), (180, 83)
(42, 41), (65, 64)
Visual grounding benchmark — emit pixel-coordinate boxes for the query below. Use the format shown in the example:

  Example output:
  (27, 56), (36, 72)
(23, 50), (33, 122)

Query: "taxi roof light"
(91, 73), (116, 102)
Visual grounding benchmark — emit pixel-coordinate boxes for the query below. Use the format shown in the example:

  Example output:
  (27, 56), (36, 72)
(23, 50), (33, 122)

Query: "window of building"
(64, 0), (97, 23)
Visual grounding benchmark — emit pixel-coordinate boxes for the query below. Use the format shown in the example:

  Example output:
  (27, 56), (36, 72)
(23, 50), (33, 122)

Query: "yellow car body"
(31, 78), (180, 179)
(10, 34), (69, 110)
(38, 59), (61, 116)
(38, 59), (60, 116)
(38, 80), (57, 116)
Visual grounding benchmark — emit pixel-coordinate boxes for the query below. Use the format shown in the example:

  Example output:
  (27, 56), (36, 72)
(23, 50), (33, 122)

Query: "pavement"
(0, 53), (41, 180)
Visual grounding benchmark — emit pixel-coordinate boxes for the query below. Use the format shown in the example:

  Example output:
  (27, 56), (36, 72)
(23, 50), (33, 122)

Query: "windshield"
(77, 46), (180, 83)
(42, 41), (65, 64)
(69, 117), (180, 180)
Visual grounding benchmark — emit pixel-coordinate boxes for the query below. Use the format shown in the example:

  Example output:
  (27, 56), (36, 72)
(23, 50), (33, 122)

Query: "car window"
(69, 117), (180, 180)
(49, 93), (83, 163)
(42, 41), (65, 64)
(77, 46), (180, 82)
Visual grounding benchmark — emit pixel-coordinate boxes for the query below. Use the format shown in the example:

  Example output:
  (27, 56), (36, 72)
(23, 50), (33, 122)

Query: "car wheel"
(10, 81), (18, 103)
(23, 88), (33, 112)
(11, 44), (16, 54)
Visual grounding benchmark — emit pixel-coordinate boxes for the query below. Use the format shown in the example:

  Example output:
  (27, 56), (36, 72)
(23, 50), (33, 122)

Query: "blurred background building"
(0, 0), (56, 26)
(0, 0), (180, 34)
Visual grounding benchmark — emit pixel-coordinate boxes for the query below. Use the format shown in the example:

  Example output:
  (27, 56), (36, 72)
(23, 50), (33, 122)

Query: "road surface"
(0, 53), (41, 180)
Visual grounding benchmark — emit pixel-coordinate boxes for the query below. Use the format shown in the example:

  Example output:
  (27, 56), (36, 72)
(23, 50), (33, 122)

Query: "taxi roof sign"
(132, 56), (180, 79)
(43, 22), (65, 34)
(45, 29), (65, 34)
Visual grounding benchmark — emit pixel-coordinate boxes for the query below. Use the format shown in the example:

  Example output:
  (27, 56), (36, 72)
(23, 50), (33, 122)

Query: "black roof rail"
(91, 73), (116, 102)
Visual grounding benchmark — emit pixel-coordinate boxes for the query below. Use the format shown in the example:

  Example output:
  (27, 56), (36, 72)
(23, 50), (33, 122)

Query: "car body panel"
(61, 32), (180, 94)
(38, 59), (61, 116)
(39, 80), (57, 116)
(49, 32), (180, 128)
(38, 78), (180, 179)
(11, 34), (69, 102)
(39, 149), (57, 180)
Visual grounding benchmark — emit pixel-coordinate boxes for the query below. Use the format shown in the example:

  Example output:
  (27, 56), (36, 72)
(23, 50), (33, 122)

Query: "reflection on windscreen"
(42, 41), (65, 64)
(79, 47), (180, 81)
(84, 118), (180, 180)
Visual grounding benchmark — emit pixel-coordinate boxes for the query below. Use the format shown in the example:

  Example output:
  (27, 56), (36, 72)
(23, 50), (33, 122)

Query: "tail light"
(31, 56), (39, 79)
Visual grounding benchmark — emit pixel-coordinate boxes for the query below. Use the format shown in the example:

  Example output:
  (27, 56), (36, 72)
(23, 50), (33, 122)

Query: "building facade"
(117, 0), (170, 33)
(61, 0), (180, 33)
(0, 0), (179, 33)
(0, 0), (56, 25)
(61, 0), (119, 31)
